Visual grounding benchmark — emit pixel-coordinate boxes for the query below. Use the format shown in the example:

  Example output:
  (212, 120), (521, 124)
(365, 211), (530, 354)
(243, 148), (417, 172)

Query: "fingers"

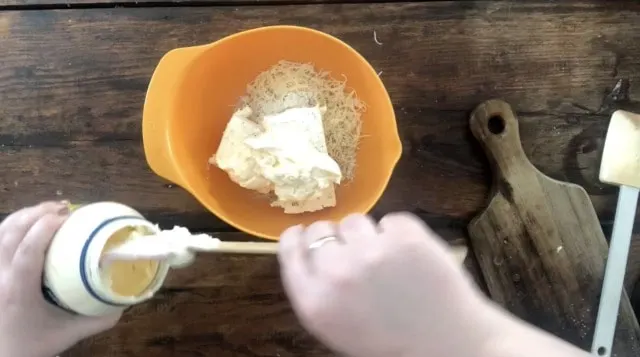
(378, 211), (433, 238)
(13, 211), (68, 285)
(279, 225), (319, 313)
(0, 202), (66, 265)
(379, 212), (446, 248)
(337, 214), (378, 245)
(278, 224), (306, 273)
(304, 221), (339, 246)
(304, 220), (340, 253)
(284, 216), (379, 277)
(379, 212), (464, 265)
(305, 221), (354, 273)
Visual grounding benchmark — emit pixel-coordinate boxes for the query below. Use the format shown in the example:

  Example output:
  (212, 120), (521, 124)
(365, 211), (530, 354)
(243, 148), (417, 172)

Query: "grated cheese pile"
(210, 61), (365, 214)
(239, 60), (365, 180)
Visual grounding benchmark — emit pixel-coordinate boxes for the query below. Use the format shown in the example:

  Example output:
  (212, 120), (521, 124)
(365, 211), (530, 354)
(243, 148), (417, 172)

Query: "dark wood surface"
(0, 1), (639, 356)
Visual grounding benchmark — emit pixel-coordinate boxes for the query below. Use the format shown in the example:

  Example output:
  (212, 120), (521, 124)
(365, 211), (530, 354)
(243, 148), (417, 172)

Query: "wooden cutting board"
(467, 99), (640, 355)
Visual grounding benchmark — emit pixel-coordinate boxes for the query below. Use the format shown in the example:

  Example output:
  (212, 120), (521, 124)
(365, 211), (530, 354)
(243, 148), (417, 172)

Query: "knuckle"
(378, 213), (401, 231)
(2, 208), (24, 223)
(279, 225), (304, 256)
(339, 213), (368, 226)
(382, 212), (431, 237)
(398, 234), (426, 251)
(307, 220), (332, 229)
(37, 201), (63, 213)
(38, 213), (62, 231)
(13, 216), (60, 260)
(339, 214), (376, 234)
(15, 210), (32, 227)
(305, 221), (336, 239)
(382, 211), (418, 225)
(281, 225), (303, 241)
(22, 214), (62, 247)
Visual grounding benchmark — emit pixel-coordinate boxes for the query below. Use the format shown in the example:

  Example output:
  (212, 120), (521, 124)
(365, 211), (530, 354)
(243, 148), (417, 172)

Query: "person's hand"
(278, 212), (499, 357)
(0, 201), (121, 357)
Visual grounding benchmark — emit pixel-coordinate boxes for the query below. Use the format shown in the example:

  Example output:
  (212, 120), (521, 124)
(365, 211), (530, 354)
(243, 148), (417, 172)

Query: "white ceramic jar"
(43, 202), (171, 316)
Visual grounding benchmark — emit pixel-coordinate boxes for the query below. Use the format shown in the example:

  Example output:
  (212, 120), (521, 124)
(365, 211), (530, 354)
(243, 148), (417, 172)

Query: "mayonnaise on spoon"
(101, 226), (221, 268)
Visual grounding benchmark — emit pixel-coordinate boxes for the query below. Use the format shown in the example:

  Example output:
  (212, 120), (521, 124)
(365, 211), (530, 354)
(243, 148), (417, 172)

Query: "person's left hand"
(0, 201), (121, 357)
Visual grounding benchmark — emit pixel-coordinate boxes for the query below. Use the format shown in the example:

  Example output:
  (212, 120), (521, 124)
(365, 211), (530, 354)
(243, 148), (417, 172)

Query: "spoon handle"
(103, 241), (280, 262)
(103, 240), (468, 262)
(216, 241), (279, 254)
(215, 242), (470, 260)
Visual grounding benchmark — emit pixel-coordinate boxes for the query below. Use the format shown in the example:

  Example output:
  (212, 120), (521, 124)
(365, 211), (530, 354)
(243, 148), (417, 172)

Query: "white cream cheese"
(212, 107), (273, 194)
(211, 105), (342, 214)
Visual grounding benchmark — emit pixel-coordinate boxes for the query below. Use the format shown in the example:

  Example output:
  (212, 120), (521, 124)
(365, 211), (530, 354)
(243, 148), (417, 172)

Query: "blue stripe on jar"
(79, 216), (147, 306)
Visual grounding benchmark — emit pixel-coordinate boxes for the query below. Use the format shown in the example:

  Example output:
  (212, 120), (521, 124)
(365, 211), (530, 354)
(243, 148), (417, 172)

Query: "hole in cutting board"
(597, 346), (606, 355)
(488, 115), (505, 134)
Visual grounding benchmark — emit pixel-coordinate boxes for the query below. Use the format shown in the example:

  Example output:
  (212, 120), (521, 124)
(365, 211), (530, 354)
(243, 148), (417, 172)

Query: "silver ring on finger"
(308, 235), (340, 250)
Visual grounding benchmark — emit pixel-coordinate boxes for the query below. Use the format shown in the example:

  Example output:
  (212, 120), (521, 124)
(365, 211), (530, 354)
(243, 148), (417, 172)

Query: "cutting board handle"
(470, 99), (533, 176)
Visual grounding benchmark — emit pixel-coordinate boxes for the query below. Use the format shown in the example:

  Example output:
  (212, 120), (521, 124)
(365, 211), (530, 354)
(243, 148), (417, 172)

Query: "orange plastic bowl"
(142, 26), (401, 240)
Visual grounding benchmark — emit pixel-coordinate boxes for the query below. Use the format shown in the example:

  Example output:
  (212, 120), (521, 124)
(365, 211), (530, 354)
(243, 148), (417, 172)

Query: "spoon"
(101, 227), (470, 268)
(101, 227), (279, 268)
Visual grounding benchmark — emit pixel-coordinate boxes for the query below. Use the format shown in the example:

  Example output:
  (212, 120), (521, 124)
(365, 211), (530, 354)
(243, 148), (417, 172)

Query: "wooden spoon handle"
(216, 242), (469, 264)
(216, 242), (279, 254)
(105, 239), (469, 262)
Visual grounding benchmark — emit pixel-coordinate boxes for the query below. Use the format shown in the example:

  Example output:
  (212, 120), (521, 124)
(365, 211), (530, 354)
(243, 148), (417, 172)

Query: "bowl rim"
(160, 25), (402, 240)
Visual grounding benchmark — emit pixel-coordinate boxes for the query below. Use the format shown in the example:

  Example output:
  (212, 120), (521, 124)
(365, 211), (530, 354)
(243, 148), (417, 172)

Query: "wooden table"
(2, 1), (640, 356)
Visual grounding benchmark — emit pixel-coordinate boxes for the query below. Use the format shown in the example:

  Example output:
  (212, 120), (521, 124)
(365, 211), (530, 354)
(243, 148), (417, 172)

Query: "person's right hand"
(277, 212), (500, 357)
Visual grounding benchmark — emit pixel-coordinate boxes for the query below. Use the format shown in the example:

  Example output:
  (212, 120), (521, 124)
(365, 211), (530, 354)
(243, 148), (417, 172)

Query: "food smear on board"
(210, 61), (365, 214)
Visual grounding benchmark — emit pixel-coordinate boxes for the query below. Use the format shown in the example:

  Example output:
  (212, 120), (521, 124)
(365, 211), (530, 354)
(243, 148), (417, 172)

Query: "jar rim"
(81, 217), (170, 306)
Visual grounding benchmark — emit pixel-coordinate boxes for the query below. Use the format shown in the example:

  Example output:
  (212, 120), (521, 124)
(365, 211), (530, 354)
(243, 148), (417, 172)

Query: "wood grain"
(468, 100), (640, 355)
(0, 3), (637, 227)
(1, 3), (640, 145)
